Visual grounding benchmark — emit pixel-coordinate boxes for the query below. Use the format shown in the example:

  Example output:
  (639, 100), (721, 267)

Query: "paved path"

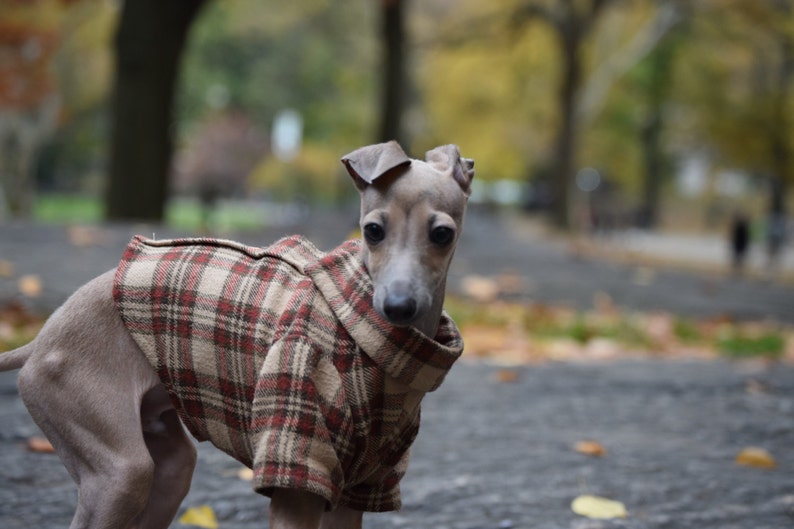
(2, 360), (793, 528)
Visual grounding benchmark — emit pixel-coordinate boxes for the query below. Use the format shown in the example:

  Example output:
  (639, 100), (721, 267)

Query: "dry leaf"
(178, 505), (218, 529)
(26, 436), (55, 453)
(18, 275), (43, 298)
(461, 275), (500, 302)
(238, 466), (254, 481)
(575, 440), (606, 457)
(495, 369), (520, 383)
(735, 447), (776, 469)
(0, 259), (14, 278)
(495, 271), (526, 295)
(571, 495), (628, 519)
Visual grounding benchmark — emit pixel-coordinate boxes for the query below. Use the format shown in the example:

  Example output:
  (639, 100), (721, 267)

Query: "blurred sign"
(576, 167), (601, 193)
(271, 109), (303, 162)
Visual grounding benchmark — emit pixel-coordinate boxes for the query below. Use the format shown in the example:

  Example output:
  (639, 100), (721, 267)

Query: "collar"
(300, 238), (464, 393)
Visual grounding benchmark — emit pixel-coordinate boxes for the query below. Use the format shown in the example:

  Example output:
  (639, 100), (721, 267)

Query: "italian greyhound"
(0, 141), (474, 529)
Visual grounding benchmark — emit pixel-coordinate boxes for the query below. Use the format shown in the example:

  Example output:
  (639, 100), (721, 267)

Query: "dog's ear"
(425, 144), (475, 197)
(341, 141), (411, 191)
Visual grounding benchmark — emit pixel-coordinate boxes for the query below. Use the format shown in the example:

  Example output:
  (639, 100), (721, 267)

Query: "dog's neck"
(415, 278), (446, 339)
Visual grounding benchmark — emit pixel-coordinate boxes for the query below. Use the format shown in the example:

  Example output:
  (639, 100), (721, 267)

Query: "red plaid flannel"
(113, 235), (463, 511)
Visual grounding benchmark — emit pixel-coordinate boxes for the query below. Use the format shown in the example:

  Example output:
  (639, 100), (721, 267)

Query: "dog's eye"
(430, 226), (455, 246)
(364, 223), (386, 245)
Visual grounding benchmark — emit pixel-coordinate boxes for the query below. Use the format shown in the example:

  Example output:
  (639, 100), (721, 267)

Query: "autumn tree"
(672, 0), (793, 220)
(105, 0), (207, 221)
(0, 0), (75, 217)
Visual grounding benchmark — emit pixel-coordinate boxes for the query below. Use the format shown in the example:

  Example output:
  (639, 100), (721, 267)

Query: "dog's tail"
(0, 342), (35, 371)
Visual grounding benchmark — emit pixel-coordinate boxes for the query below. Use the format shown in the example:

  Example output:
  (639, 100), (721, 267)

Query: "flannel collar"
(273, 236), (463, 393)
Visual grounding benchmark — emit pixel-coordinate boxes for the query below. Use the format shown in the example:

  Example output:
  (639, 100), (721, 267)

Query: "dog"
(0, 141), (473, 529)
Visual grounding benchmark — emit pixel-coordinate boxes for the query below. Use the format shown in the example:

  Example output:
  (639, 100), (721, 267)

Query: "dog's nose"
(383, 293), (417, 324)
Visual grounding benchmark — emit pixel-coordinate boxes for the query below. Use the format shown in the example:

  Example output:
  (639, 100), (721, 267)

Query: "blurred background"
(0, 0), (793, 279)
(0, 0), (790, 227)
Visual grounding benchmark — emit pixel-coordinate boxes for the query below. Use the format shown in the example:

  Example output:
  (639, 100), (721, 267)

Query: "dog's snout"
(383, 292), (418, 325)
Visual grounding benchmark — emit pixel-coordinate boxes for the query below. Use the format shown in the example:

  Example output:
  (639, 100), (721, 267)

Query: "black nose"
(383, 293), (417, 324)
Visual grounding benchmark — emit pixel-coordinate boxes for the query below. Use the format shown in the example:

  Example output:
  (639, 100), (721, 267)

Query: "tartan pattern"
(113, 235), (463, 512)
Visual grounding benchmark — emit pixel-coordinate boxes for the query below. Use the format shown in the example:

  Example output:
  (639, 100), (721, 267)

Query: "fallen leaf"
(26, 436), (55, 453)
(735, 447), (776, 469)
(0, 259), (14, 278)
(461, 275), (500, 302)
(571, 495), (628, 519)
(495, 369), (520, 383)
(178, 505), (218, 529)
(238, 466), (254, 481)
(67, 226), (100, 247)
(575, 440), (606, 457)
(495, 271), (526, 295)
(18, 275), (43, 298)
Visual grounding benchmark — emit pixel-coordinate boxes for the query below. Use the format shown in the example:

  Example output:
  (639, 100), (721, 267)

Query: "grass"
(717, 333), (785, 359)
(34, 195), (103, 223)
(31, 194), (268, 232)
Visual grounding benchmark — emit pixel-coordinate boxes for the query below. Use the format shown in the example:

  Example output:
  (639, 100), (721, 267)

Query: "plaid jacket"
(113, 235), (463, 512)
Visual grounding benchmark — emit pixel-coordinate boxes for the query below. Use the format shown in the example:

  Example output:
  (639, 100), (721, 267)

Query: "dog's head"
(341, 141), (474, 331)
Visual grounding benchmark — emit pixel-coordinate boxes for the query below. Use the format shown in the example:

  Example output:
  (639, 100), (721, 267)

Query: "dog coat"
(113, 235), (463, 512)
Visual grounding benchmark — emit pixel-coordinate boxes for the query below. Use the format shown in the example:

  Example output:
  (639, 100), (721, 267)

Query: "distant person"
(729, 212), (750, 275)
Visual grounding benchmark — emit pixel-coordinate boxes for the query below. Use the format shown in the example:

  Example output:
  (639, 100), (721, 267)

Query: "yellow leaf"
(0, 259), (14, 278)
(178, 505), (218, 529)
(735, 447), (776, 469)
(461, 275), (500, 302)
(18, 275), (43, 298)
(26, 436), (55, 454)
(237, 466), (254, 481)
(495, 369), (520, 383)
(571, 495), (628, 519)
(574, 440), (606, 457)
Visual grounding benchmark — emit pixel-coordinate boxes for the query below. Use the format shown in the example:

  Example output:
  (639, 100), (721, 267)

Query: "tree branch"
(576, 1), (682, 125)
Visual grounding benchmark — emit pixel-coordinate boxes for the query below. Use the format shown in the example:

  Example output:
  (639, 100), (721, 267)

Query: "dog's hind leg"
(132, 386), (197, 529)
(19, 351), (156, 529)
(16, 271), (163, 529)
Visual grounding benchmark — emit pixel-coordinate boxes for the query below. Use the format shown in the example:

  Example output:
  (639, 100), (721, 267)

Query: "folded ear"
(425, 144), (475, 197)
(341, 140), (412, 191)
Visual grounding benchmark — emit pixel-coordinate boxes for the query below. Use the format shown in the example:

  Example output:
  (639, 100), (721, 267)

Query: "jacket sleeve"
(249, 336), (352, 509)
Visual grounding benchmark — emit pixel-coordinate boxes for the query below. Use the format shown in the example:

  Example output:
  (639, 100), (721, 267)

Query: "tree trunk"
(106, 0), (206, 221)
(769, 34), (792, 217)
(378, 0), (407, 145)
(550, 28), (581, 230)
(639, 38), (677, 229)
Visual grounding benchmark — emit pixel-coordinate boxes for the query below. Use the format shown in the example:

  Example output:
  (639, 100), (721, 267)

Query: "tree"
(672, 0), (794, 220)
(0, 0), (74, 217)
(105, 0), (206, 222)
(506, 0), (616, 228)
(378, 0), (408, 145)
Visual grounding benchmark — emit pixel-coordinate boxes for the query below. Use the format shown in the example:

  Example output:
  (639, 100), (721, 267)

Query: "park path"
(1, 208), (792, 322)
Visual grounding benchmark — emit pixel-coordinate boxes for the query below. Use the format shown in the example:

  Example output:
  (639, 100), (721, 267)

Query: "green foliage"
(717, 333), (785, 359)
(34, 194), (102, 223)
(178, 0), (377, 150)
(673, 318), (701, 343)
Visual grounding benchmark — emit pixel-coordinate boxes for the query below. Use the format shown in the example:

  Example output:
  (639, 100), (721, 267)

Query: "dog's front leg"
(269, 488), (363, 529)
(269, 488), (325, 529)
(320, 505), (363, 529)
